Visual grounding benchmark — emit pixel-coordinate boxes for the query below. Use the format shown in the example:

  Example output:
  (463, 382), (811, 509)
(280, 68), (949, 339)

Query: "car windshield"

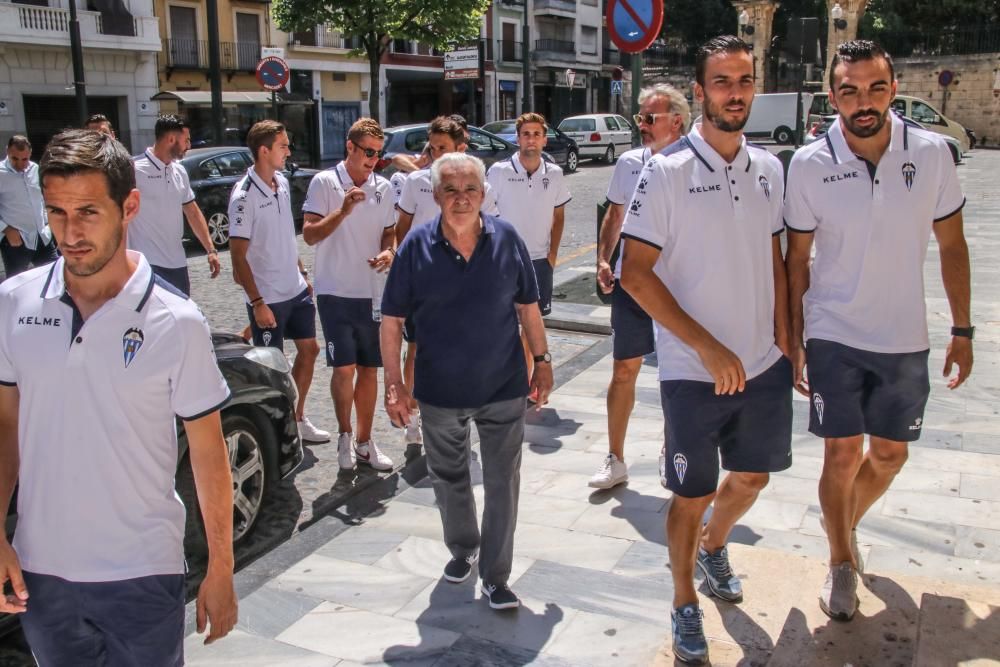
(559, 118), (596, 132)
(483, 121), (516, 134)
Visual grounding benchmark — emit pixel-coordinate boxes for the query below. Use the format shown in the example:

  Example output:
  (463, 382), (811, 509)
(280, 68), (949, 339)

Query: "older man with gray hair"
(381, 152), (553, 611)
(591, 83), (690, 489)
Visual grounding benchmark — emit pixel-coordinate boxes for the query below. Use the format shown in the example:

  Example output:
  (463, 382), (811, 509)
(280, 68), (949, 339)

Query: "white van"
(891, 95), (970, 153)
(744, 92), (814, 144)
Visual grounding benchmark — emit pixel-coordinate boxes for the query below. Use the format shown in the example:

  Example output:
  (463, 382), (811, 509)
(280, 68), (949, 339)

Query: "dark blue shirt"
(381, 214), (539, 409)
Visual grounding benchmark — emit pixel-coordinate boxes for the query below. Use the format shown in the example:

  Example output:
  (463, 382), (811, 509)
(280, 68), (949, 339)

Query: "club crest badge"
(375, 191), (383, 204)
(673, 453), (688, 485)
(122, 327), (144, 368)
(813, 392), (825, 425)
(542, 177), (550, 191)
(327, 341), (335, 360)
(759, 174), (771, 201)
(262, 330), (272, 346)
(902, 162), (917, 191)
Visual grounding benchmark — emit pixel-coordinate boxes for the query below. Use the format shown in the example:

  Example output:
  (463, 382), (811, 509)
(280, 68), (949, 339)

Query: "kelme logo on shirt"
(122, 327), (144, 368)
(637, 177), (648, 193)
(902, 161), (917, 191)
(629, 199), (642, 214)
(673, 453), (688, 485)
(813, 392), (825, 425)
(759, 174), (771, 201)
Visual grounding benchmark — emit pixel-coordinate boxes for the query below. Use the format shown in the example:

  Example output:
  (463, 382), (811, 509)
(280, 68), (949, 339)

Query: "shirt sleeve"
(606, 158), (631, 205)
(771, 165), (786, 235)
(481, 181), (499, 216)
(782, 157), (818, 233)
(620, 158), (671, 251)
(934, 141), (965, 222)
(171, 307), (231, 420)
(303, 172), (337, 217)
(380, 237), (413, 318)
(0, 293), (16, 386)
(227, 187), (254, 240)
(178, 165), (196, 204)
(391, 174), (406, 206)
(513, 232), (540, 305)
(397, 175), (417, 215)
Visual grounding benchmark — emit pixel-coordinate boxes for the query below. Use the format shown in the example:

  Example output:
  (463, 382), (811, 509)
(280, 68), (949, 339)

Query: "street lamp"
(738, 9), (755, 38)
(831, 2), (848, 32)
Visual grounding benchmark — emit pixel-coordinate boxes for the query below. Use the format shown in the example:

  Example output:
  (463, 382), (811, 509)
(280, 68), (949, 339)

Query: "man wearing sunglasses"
(302, 119), (396, 473)
(591, 84), (689, 490)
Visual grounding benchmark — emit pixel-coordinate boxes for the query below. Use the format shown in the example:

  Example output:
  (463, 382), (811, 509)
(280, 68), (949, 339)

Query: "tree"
(273, 0), (491, 122)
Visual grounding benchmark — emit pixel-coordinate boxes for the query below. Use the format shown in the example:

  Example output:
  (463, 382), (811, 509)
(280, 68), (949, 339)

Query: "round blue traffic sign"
(607, 0), (664, 54)
(256, 56), (290, 91)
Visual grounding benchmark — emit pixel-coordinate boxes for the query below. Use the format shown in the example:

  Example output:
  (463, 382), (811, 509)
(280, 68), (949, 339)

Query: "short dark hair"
(154, 114), (187, 140)
(347, 118), (384, 145)
(39, 129), (135, 209)
(246, 120), (286, 160)
(7, 135), (31, 151)
(829, 39), (895, 89)
(85, 113), (111, 127)
(448, 114), (468, 132)
(428, 116), (465, 145)
(695, 35), (753, 86)
(516, 112), (547, 134)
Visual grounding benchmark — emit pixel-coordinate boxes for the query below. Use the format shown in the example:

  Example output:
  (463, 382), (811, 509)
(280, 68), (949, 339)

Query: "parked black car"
(378, 124), (525, 177)
(180, 147), (319, 248)
(481, 120), (580, 173)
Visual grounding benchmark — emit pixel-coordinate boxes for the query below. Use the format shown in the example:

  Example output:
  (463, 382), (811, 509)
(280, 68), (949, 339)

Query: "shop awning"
(150, 91), (313, 105)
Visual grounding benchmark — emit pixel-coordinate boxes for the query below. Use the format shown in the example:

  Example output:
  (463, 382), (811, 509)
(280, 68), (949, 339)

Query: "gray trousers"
(419, 397), (526, 585)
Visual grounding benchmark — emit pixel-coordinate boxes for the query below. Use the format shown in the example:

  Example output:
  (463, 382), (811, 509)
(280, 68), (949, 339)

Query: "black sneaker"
(481, 581), (520, 610)
(443, 553), (477, 583)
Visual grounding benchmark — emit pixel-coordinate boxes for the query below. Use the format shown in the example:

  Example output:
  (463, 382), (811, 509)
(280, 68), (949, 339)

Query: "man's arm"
(0, 385), (27, 614)
(933, 211), (973, 389)
(785, 230), (814, 394)
(182, 201), (220, 278)
(380, 315), (411, 427)
(621, 239), (746, 395)
(391, 154), (420, 174)
(515, 303), (554, 408)
(368, 226), (396, 274)
(547, 206), (565, 268)
(396, 211), (415, 246)
(183, 411), (237, 644)
(596, 203), (624, 294)
(302, 186), (366, 246)
(230, 238), (275, 328)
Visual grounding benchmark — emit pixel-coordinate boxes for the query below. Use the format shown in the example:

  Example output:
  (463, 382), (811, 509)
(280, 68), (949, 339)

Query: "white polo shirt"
(303, 162), (395, 299)
(486, 154), (571, 260)
(396, 167), (499, 230)
(228, 167), (307, 304)
(390, 172), (408, 207)
(129, 149), (196, 269)
(620, 123), (785, 383)
(606, 146), (654, 278)
(0, 251), (230, 582)
(784, 114), (965, 353)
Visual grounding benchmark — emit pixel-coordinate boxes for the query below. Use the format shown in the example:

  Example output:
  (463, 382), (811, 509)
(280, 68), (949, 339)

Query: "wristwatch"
(533, 352), (552, 364)
(951, 326), (975, 339)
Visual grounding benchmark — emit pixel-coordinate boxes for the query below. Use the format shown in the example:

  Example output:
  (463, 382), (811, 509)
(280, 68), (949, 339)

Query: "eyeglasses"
(351, 141), (383, 159)
(633, 112), (675, 126)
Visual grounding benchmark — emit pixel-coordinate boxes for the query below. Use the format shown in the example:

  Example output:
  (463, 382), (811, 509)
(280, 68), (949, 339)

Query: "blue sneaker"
(696, 546), (743, 602)
(671, 603), (708, 664)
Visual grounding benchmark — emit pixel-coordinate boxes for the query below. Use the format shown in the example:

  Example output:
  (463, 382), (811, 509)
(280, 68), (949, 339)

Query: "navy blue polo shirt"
(381, 214), (539, 409)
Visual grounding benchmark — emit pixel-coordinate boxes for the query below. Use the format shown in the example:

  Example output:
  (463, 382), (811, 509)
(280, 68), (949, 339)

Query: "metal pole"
(68, 0), (87, 126)
(521, 24), (531, 114)
(271, 90), (278, 120)
(206, 0), (225, 145)
(630, 51), (642, 116)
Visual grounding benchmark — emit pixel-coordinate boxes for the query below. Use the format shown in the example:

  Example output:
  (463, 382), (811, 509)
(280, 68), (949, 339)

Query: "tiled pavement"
(182, 151), (1000, 665)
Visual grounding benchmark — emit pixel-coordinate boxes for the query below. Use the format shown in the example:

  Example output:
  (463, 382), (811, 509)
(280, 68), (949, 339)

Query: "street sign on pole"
(606, 0), (663, 54)
(611, 80), (623, 96)
(444, 47), (480, 80)
(565, 69), (576, 88)
(256, 56), (290, 91)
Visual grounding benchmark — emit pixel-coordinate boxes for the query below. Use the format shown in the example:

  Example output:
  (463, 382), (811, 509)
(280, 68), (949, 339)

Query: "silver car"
(557, 114), (635, 164)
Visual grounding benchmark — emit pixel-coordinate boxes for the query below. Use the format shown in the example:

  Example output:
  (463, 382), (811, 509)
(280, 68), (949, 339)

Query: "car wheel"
(177, 412), (278, 559)
(565, 150), (579, 173)
(604, 144), (616, 164)
(774, 126), (794, 145)
(207, 211), (231, 248)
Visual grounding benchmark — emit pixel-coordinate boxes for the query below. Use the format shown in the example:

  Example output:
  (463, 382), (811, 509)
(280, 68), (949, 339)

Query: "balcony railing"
(859, 26), (1000, 57)
(289, 28), (360, 50)
(0, 2), (160, 50)
(500, 0), (526, 6)
(534, 0), (577, 14)
(535, 38), (575, 53)
(482, 39), (525, 64)
(164, 39), (272, 71)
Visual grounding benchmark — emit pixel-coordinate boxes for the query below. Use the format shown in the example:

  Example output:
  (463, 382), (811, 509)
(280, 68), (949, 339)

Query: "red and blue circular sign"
(606, 0), (664, 54)
(256, 56), (290, 92)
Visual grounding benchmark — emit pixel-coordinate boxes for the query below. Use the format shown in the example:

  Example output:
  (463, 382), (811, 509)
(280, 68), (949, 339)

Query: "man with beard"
(0, 129), (236, 662)
(784, 40), (971, 621)
(130, 115), (220, 296)
(620, 36), (792, 664)
(593, 84), (689, 490)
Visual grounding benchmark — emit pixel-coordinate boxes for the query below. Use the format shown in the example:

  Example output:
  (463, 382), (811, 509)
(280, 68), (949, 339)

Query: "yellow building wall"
(321, 73), (363, 101)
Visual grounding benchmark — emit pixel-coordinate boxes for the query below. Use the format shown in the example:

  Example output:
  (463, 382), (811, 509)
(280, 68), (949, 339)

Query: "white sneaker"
(298, 416), (331, 444)
(588, 453), (628, 489)
(337, 432), (356, 470)
(356, 439), (393, 471)
(404, 414), (423, 446)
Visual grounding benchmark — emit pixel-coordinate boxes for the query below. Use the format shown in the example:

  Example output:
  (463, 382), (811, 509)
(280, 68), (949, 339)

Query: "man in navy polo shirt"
(785, 40), (972, 622)
(381, 153), (553, 611)
(0, 130), (236, 663)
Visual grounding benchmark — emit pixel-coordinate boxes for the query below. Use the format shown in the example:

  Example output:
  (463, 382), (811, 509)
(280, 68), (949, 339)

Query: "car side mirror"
(933, 114), (943, 125)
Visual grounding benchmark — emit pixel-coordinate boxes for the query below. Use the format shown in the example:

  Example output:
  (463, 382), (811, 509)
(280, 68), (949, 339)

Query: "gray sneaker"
(819, 562), (859, 621)
(671, 603), (708, 664)
(696, 546), (743, 603)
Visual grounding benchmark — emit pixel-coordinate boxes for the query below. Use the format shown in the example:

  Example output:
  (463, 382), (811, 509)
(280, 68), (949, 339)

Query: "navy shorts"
(611, 282), (654, 361)
(20, 571), (184, 666)
(151, 265), (191, 297)
(532, 258), (554, 316)
(806, 338), (930, 442)
(660, 356), (793, 498)
(318, 294), (383, 368)
(247, 288), (316, 348)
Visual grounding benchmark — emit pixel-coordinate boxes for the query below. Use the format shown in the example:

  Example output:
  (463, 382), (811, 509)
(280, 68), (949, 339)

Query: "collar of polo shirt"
(143, 148), (167, 171)
(39, 250), (156, 313)
(336, 161), (375, 190)
(509, 152), (548, 176)
(686, 123), (752, 173)
(825, 112), (909, 166)
(247, 166), (285, 195)
(430, 214), (495, 244)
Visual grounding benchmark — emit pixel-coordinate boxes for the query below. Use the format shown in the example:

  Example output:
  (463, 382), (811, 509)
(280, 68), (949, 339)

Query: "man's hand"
(368, 250), (394, 273)
(944, 336), (973, 389)
(789, 343), (809, 397)
(252, 302), (276, 329)
(597, 259), (614, 294)
(528, 362), (554, 412)
(0, 541), (27, 614)
(304, 276), (314, 297)
(695, 338), (746, 396)
(2, 228), (22, 248)
(385, 381), (413, 429)
(195, 567), (237, 645)
(206, 251), (221, 279)
(341, 187), (366, 217)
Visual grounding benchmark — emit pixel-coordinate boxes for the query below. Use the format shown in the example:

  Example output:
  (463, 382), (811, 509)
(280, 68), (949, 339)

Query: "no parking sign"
(606, 0), (664, 54)
(256, 56), (290, 92)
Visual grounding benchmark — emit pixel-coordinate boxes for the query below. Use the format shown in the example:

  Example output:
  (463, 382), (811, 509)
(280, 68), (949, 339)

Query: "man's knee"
(296, 338), (320, 359)
(823, 437), (864, 475)
(610, 358), (642, 385)
(669, 491), (716, 518)
(730, 471), (770, 493)
(869, 438), (908, 473)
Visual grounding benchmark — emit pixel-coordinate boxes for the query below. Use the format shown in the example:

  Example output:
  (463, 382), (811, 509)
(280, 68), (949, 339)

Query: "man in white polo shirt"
(229, 120), (328, 444)
(620, 36), (792, 665)
(593, 84), (689, 490)
(785, 40), (972, 622)
(130, 114), (220, 296)
(303, 118), (395, 472)
(0, 129), (236, 663)
(487, 112), (570, 394)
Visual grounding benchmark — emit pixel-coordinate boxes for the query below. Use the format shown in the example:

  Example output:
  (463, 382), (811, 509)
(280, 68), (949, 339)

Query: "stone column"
(825, 0), (869, 86)
(732, 0), (781, 94)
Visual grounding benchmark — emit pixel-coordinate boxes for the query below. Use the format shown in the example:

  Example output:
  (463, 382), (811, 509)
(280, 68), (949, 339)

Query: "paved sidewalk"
(182, 152), (1000, 665)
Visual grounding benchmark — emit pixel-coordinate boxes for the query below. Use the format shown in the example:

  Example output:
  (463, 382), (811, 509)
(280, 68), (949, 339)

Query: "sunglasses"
(351, 141), (383, 159)
(633, 112), (675, 126)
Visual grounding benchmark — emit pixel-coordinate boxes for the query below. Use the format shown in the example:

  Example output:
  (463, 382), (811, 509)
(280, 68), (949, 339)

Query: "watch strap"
(951, 326), (975, 339)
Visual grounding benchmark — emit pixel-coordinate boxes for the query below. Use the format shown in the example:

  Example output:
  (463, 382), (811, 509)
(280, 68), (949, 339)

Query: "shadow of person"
(589, 483), (671, 546)
(911, 592), (1000, 664)
(706, 597), (776, 666)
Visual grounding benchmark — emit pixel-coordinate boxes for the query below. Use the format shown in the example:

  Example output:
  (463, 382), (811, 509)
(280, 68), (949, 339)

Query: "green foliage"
(662, 0), (736, 46)
(861, 0), (1000, 35)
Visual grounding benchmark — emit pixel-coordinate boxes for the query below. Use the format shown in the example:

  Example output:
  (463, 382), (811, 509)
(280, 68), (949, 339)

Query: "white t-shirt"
(784, 113), (965, 353)
(606, 146), (654, 278)
(620, 123), (785, 383)
(303, 162), (395, 299)
(0, 252), (230, 582)
(129, 149), (196, 269)
(397, 167), (499, 232)
(486, 154), (571, 260)
(228, 168), (308, 304)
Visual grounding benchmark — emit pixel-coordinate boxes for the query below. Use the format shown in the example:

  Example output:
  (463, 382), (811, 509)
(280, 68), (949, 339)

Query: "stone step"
(913, 592), (1000, 667)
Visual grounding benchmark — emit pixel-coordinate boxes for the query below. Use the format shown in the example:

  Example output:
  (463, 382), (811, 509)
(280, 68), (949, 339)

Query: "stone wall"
(894, 53), (1000, 146)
